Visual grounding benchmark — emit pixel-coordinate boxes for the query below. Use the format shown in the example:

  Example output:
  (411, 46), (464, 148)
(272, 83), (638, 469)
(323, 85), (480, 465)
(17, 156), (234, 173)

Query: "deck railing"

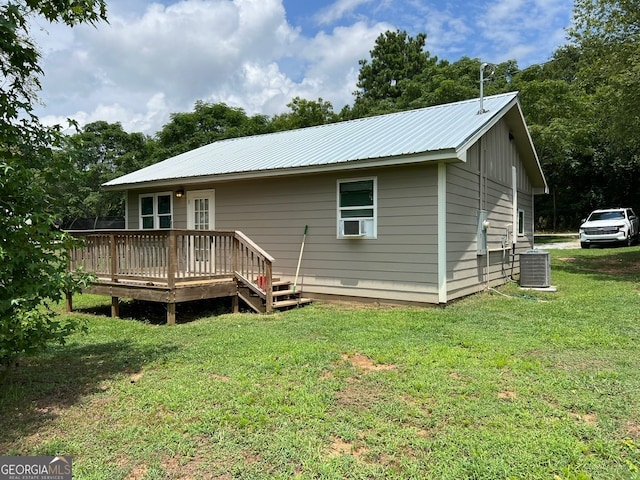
(68, 229), (274, 309)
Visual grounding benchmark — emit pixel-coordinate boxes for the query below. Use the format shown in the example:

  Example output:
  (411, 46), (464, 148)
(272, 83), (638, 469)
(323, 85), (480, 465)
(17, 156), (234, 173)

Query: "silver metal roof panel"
(105, 92), (527, 188)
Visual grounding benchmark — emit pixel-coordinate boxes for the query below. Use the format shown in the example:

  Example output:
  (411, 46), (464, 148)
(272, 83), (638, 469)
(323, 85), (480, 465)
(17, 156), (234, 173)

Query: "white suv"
(579, 208), (639, 248)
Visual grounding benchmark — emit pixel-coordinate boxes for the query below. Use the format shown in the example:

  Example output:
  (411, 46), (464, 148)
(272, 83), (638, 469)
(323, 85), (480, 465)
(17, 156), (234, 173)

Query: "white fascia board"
(512, 102), (548, 194)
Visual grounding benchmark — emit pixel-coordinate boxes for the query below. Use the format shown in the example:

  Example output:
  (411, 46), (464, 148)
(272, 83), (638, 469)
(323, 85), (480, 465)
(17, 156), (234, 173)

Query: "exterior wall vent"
(519, 250), (551, 288)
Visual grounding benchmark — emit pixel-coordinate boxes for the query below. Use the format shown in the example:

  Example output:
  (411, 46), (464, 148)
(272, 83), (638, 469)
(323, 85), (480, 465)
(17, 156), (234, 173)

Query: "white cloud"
(315, 0), (374, 25)
(36, 0), (390, 134)
(419, 8), (473, 59)
(302, 21), (393, 105)
(37, 0), (303, 133)
(31, 0), (574, 136)
(475, 0), (573, 64)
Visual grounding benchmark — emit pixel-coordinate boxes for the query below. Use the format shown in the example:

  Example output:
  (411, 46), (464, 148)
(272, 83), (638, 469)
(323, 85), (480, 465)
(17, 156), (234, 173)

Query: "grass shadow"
(0, 339), (178, 450)
(535, 234), (578, 244)
(551, 247), (640, 282)
(74, 297), (235, 325)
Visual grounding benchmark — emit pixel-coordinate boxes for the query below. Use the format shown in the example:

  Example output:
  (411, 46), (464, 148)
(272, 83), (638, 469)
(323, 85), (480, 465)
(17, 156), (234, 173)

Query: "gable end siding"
(446, 119), (535, 300)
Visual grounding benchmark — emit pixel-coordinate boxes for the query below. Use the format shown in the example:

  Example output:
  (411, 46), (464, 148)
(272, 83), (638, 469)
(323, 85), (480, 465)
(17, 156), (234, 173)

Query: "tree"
(0, 0), (108, 375)
(58, 121), (153, 227)
(350, 31), (517, 117)
(155, 101), (271, 158)
(270, 97), (337, 131)
(566, 0), (640, 218)
(352, 30), (437, 116)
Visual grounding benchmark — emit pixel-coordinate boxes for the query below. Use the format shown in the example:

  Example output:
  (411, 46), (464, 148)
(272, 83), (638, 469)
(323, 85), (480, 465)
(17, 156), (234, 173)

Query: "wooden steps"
(238, 278), (312, 313)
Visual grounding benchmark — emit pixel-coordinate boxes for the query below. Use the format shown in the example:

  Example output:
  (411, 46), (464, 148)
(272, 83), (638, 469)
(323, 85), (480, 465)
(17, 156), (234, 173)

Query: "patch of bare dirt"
(342, 353), (396, 372)
(498, 390), (517, 401)
(623, 420), (640, 439)
(335, 378), (384, 411)
(124, 464), (147, 480)
(209, 373), (230, 382)
(161, 453), (211, 480)
(332, 354), (395, 412)
(569, 412), (598, 425)
(326, 436), (369, 459)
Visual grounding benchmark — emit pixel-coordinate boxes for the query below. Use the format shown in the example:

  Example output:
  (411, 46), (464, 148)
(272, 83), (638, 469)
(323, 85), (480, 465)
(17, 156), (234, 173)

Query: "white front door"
(187, 189), (215, 230)
(187, 190), (215, 272)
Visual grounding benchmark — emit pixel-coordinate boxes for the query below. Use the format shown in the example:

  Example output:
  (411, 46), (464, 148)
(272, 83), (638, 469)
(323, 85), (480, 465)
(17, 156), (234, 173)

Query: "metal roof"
(105, 92), (544, 190)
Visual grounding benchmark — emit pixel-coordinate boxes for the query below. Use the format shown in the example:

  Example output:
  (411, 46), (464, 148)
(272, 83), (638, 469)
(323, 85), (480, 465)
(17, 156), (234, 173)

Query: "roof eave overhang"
(102, 148), (461, 192)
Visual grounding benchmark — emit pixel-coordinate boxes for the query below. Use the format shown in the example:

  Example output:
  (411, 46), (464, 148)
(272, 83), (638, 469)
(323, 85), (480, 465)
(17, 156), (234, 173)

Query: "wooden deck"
(66, 229), (305, 324)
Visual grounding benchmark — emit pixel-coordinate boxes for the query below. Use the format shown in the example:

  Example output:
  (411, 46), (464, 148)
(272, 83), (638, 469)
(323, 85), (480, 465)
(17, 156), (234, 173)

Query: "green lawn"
(1, 247), (640, 479)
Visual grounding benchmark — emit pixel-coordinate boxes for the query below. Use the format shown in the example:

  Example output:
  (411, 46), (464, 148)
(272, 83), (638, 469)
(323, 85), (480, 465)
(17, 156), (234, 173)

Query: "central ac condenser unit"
(519, 250), (551, 288)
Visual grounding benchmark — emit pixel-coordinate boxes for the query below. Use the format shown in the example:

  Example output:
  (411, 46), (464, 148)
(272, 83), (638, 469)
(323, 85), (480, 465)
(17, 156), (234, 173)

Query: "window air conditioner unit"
(341, 219), (365, 237)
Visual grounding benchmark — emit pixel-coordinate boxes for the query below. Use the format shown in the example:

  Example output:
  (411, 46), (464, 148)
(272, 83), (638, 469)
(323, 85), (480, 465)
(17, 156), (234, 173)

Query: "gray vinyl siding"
(128, 164), (441, 303)
(446, 119), (536, 301)
(122, 117), (540, 305)
(126, 188), (187, 229)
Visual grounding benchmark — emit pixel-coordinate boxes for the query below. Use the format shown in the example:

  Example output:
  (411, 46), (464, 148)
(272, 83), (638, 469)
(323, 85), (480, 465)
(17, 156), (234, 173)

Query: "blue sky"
(32, 0), (574, 135)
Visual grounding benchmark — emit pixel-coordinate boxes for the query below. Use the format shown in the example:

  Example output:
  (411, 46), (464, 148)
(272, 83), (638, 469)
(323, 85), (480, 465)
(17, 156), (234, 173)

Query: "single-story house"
(82, 91), (546, 315)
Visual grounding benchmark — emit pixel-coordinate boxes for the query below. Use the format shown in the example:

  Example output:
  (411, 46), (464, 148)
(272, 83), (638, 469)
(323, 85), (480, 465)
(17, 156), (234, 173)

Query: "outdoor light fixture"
(175, 189), (184, 198)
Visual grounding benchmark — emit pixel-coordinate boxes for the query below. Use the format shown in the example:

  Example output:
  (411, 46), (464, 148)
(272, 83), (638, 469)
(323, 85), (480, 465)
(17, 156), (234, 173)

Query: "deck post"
(265, 261), (273, 313)
(232, 234), (239, 274)
(232, 294), (239, 313)
(167, 231), (177, 290)
(111, 297), (120, 318)
(110, 234), (118, 282)
(167, 232), (177, 325)
(167, 303), (176, 325)
(232, 234), (240, 310)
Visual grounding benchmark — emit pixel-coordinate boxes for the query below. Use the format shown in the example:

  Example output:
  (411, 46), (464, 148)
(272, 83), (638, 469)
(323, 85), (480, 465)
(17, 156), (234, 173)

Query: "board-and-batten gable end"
(453, 97), (547, 195)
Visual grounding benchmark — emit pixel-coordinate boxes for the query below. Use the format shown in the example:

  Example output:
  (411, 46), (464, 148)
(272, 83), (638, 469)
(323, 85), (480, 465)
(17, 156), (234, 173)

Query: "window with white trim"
(518, 209), (525, 236)
(337, 177), (377, 239)
(140, 193), (172, 229)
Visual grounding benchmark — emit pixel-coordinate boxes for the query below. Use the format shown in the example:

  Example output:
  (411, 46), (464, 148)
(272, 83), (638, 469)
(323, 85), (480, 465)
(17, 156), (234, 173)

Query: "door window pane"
(194, 198), (209, 229)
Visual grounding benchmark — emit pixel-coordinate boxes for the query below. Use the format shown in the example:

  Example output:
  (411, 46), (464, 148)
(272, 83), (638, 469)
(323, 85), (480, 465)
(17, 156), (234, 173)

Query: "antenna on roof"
(478, 62), (494, 114)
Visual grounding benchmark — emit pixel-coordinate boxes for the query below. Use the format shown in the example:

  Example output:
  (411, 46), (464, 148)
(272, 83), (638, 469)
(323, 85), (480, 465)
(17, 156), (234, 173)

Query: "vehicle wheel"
(627, 236), (633, 247)
(580, 242), (589, 249)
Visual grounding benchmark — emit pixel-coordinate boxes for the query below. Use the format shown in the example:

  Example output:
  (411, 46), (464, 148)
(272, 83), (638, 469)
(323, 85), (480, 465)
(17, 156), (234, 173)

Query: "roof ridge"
(104, 91), (527, 188)
(215, 91), (519, 144)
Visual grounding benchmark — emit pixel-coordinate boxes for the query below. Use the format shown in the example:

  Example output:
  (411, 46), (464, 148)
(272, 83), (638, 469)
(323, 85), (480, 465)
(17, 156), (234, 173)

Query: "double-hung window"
(337, 177), (377, 239)
(140, 193), (172, 229)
